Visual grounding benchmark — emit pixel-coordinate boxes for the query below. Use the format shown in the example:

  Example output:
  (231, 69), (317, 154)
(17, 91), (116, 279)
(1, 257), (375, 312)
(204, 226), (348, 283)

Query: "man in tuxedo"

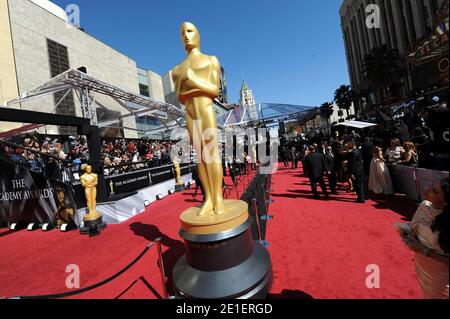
(346, 141), (365, 203)
(304, 145), (329, 199)
(324, 146), (337, 194)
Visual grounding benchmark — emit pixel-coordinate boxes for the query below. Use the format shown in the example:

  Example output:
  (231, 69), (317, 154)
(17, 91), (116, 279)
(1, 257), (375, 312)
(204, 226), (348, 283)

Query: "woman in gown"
(369, 147), (394, 195)
(400, 178), (449, 299)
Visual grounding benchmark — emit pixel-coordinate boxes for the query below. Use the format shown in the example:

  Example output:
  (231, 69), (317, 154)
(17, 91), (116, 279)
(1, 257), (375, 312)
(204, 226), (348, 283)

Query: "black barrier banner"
(0, 159), (79, 228)
(105, 164), (193, 197)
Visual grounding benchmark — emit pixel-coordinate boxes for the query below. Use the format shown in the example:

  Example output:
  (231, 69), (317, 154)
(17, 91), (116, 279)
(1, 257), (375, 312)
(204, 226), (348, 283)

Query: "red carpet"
(0, 164), (423, 299)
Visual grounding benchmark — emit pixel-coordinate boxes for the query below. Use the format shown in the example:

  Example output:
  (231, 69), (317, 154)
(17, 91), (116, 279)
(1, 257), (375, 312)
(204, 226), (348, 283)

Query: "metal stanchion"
(154, 238), (169, 299)
(261, 189), (273, 221)
(252, 199), (270, 248)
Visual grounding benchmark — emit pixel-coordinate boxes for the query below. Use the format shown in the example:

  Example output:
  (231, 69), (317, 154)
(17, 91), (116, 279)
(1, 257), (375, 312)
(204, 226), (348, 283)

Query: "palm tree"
(320, 102), (334, 131)
(363, 45), (404, 104)
(320, 102), (334, 118)
(334, 85), (353, 119)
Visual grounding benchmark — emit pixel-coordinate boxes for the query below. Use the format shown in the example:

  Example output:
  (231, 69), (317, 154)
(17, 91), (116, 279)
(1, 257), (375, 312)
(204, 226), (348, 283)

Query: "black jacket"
(304, 152), (327, 179)
(347, 148), (365, 177)
(324, 153), (335, 172)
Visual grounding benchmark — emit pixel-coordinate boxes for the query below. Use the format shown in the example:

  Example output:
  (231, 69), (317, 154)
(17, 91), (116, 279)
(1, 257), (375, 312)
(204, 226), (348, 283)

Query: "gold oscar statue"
(171, 22), (248, 234)
(80, 165), (102, 222)
(173, 159), (184, 186)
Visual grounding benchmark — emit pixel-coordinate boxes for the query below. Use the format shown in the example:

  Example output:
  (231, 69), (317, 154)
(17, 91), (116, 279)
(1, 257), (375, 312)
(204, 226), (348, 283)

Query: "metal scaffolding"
(6, 68), (185, 129)
(217, 103), (318, 128)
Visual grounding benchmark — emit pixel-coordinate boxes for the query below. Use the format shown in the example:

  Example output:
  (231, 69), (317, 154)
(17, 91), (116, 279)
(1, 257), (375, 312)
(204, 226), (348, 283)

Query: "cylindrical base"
(173, 217), (272, 299)
(80, 216), (107, 236)
(175, 184), (185, 192)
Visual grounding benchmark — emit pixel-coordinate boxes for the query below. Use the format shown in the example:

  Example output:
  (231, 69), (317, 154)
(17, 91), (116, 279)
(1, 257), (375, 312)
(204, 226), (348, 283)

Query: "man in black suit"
(304, 145), (328, 199)
(324, 146), (337, 194)
(360, 137), (374, 177)
(346, 141), (365, 203)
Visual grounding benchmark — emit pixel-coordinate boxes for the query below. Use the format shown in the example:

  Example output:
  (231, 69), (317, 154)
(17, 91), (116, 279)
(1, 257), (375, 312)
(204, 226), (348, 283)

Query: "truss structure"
(4, 68), (318, 138)
(6, 68), (185, 129)
(218, 103), (318, 128)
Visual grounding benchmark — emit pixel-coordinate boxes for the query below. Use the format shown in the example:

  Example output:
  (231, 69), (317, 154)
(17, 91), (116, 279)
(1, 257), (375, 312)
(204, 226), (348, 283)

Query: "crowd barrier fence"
(390, 165), (449, 202)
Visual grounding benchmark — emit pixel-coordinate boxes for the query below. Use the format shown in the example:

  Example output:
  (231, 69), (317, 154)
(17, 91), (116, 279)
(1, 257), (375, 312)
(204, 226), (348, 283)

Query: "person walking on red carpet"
(303, 145), (329, 199)
(324, 146), (337, 194)
(368, 146), (394, 195)
(346, 141), (365, 203)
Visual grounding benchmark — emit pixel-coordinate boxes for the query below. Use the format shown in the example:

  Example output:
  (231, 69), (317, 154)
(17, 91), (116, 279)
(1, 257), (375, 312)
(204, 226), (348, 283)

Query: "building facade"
(0, 0), (166, 138)
(340, 0), (446, 113)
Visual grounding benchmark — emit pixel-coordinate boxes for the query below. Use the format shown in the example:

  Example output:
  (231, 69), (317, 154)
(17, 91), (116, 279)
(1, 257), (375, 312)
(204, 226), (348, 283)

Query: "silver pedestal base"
(173, 217), (273, 299)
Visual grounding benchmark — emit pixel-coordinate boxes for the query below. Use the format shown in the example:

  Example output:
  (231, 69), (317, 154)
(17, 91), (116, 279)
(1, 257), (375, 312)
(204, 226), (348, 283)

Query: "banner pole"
(252, 199), (263, 242)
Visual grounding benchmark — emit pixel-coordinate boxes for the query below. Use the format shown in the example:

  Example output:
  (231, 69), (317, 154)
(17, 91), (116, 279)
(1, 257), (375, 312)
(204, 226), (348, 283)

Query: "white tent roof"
(333, 120), (378, 129)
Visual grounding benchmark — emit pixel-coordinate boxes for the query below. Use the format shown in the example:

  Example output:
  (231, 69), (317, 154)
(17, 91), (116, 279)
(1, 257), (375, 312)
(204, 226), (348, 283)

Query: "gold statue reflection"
(171, 22), (225, 216)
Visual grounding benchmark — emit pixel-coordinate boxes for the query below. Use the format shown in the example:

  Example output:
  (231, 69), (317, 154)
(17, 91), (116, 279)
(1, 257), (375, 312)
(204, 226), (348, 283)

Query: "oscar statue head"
(180, 22), (200, 52)
(85, 165), (92, 174)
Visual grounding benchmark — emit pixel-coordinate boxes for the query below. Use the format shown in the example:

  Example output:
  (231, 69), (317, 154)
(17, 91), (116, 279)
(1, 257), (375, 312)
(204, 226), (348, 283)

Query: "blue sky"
(52, 0), (349, 106)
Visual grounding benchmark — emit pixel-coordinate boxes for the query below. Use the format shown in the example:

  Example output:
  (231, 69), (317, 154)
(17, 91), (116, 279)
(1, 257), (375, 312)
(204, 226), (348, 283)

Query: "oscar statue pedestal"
(173, 200), (273, 299)
(80, 213), (107, 237)
(174, 184), (185, 192)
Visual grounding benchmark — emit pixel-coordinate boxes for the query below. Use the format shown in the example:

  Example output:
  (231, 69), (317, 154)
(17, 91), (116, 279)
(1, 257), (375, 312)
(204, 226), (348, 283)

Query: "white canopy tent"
(333, 120), (378, 129)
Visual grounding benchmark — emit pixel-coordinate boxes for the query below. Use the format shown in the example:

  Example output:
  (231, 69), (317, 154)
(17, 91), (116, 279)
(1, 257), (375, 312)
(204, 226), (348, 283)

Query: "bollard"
(252, 199), (270, 248)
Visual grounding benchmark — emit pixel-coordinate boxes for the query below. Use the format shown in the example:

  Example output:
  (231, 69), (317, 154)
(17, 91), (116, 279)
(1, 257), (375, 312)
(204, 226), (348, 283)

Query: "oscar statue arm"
(80, 175), (86, 188)
(94, 174), (99, 187)
(185, 56), (221, 98)
(172, 66), (182, 94)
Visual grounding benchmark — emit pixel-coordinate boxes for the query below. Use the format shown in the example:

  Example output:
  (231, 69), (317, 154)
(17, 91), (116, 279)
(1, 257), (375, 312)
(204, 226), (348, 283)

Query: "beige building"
(0, 0), (165, 137)
(0, 0), (19, 132)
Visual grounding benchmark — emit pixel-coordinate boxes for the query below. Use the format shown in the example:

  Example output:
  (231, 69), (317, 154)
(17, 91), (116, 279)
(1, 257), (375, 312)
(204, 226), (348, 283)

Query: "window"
(139, 83), (150, 97)
(47, 38), (76, 135)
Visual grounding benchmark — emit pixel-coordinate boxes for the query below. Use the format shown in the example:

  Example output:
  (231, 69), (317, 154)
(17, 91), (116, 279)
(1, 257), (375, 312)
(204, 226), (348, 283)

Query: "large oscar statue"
(80, 165), (107, 236)
(171, 22), (272, 299)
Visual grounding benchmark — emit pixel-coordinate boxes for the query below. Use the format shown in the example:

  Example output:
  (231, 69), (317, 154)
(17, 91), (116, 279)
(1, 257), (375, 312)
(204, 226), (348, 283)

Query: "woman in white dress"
(400, 178), (449, 299)
(369, 146), (394, 195)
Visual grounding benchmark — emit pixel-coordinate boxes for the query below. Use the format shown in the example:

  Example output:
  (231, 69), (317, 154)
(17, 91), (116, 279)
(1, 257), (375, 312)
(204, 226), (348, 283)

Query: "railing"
(7, 238), (169, 300)
(390, 165), (449, 202)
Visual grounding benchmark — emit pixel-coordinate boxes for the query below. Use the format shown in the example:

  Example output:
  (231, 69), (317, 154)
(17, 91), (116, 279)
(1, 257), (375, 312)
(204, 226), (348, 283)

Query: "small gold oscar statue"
(173, 154), (185, 192)
(80, 165), (106, 235)
(171, 22), (248, 233)
(171, 22), (271, 299)
(109, 180), (115, 198)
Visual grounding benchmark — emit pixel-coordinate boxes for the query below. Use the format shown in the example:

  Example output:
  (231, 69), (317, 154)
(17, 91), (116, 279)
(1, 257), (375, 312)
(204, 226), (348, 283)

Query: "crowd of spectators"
(0, 133), (178, 183)
(101, 139), (175, 176)
(0, 135), (89, 183)
(282, 101), (449, 173)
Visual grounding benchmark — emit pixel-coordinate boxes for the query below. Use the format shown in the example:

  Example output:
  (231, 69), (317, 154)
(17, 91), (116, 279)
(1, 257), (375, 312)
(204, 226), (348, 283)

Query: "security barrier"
(391, 165), (449, 202)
